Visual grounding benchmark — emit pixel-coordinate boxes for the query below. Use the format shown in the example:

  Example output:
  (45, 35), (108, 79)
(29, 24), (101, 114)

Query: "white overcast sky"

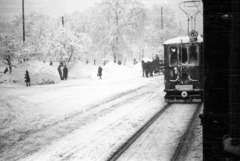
(0, 0), (203, 34)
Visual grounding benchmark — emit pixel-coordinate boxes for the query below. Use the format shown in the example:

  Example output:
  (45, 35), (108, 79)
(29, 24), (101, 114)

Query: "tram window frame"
(179, 45), (188, 65)
(169, 46), (178, 66)
(189, 45), (199, 65)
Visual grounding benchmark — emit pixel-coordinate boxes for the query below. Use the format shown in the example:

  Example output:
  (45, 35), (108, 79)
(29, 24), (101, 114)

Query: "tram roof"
(163, 35), (203, 45)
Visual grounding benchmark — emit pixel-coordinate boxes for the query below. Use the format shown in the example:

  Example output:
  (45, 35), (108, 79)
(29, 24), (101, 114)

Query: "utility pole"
(161, 6), (163, 44)
(62, 16), (64, 27)
(22, 0), (25, 42)
(161, 6), (163, 30)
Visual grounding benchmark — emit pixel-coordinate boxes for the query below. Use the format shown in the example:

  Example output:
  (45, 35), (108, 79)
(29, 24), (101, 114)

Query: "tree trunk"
(68, 47), (74, 63)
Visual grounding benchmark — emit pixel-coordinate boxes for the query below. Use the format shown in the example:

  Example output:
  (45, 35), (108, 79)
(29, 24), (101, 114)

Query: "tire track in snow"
(0, 82), (163, 161)
(21, 82), (164, 161)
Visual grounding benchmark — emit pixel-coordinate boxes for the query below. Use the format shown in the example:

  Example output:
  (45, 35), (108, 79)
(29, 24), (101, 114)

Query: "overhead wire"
(192, 0), (203, 16)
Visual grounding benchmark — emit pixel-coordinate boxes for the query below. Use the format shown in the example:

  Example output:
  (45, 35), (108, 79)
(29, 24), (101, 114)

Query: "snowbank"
(68, 61), (98, 79)
(103, 61), (143, 76)
(0, 60), (61, 85)
(104, 61), (122, 73)
(0, 60), (144, 85)
(67, 61), (131, 79)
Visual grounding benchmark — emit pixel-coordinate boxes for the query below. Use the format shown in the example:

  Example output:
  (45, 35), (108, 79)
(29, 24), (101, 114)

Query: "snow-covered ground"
(117, 103), (201, 161)
(0, 61), (202, 161)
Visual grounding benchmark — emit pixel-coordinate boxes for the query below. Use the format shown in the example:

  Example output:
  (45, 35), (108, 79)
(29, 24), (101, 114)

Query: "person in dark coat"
(58, 64), (63, 80)
(24, 70), (31, 86)
(5, 54), (11, 64)
(5, 54), (12, 74)
(4, 67), (8, 74)
(50, 61), (52, 66)
(9, 65), (12, 74)
(98, 66), (103, 79)
(63, 65), (68, 80)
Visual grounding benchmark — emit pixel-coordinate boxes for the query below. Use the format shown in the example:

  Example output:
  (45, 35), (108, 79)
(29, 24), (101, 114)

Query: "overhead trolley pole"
(179, 1), (202, 34)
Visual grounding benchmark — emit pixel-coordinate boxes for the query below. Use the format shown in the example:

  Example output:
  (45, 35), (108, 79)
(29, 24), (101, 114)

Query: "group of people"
(57, 62), (103, 80)
(21, 61), (103, 87)
(19, 58), (29, 64)
(57, 64), (68, 80)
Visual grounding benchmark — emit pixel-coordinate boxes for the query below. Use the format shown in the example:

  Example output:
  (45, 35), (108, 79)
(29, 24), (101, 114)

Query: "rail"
(171, 103), (202, 161)
(107, 103), (172, 161)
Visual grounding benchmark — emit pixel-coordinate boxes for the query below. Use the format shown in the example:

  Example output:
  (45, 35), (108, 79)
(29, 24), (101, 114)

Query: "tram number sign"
(188, 30), (198, 41)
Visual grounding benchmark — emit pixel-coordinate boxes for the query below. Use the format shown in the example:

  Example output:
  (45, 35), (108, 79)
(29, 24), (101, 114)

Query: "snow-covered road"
(1, 70), (167, 161)
(0, 62), (202, 161)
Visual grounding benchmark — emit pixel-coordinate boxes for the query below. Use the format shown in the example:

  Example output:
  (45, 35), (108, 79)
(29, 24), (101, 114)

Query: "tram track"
(107, 103), (172, 161)
(171, 103), (202, 161)
(107, 103), (202, 161)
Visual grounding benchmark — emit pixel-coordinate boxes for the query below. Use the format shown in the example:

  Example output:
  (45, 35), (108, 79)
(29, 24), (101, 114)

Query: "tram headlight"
(181, 91), (188, 98)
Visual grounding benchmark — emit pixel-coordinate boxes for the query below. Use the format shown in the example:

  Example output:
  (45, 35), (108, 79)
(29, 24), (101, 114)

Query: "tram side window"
(179, 47), (188, 64)
(190, 45), (198, 65)
(170, 47), (178, 66)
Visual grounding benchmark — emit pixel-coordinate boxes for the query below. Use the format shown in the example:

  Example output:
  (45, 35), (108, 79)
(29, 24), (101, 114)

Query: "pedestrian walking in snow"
(63, 65), (68, 80)
(5, 53), (12, 74)
(4, 67), (8, 74)
(9, 65), (12, 74)
(24, 70), (31, 86)
(58, 64), (63, 80)
(50, 61), (52, 66)
(98, 66), (103, 79)
(5, 54), (11, 64)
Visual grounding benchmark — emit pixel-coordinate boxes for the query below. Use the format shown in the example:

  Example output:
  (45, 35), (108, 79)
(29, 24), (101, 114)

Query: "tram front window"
(190, 45), (198, 65)
(179, 47), (188, 64)
(170, 47), (178, 66)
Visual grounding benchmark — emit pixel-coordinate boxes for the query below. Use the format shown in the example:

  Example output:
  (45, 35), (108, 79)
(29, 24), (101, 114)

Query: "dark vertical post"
(229, 0), (240, 145)
(22, 0), (25, 42)
(62, 16), (64, 27)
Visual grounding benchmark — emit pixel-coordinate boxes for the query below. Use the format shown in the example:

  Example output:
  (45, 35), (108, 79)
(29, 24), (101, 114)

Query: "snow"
(163, 35), (203, 45)
(0, 61), (202, 161)
(117, 104), (198, 161)
(68, 61), (97, 79)
(0, 61), (61, 85)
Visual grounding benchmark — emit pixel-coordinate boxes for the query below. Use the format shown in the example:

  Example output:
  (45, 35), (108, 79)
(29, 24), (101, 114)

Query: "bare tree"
(92, 0), (146, 63)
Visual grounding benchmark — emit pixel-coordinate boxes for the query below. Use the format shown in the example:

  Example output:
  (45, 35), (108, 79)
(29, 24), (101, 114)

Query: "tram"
(163, 30), (203, 102)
